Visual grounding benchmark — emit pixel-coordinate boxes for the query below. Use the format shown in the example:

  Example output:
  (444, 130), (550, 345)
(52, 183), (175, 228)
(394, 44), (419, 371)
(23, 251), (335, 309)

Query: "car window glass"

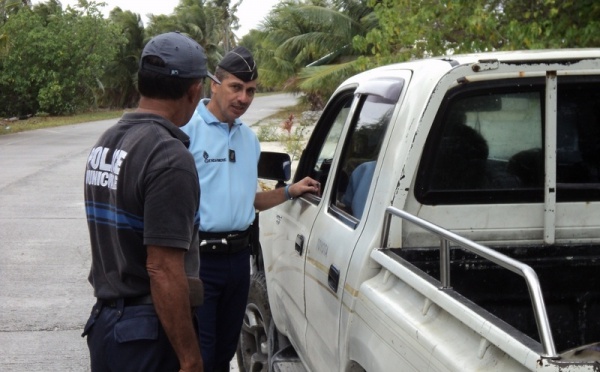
(333, 95), (394, 219)
(306, 97), (353, 194)
(416, 77), (600, 204)
(556, 81), (600, 182)
(432, 91), (542, 191)
(416, 80), (544, 204)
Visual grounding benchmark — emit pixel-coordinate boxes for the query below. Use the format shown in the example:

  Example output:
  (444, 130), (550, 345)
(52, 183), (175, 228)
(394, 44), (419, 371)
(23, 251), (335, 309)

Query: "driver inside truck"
(342, 160), (376, 218)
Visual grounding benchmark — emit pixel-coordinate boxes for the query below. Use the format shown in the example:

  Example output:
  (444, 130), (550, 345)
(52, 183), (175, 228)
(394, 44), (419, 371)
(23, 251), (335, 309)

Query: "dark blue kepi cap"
(140, 31), (220, 83)
(218, 46), (258, 82)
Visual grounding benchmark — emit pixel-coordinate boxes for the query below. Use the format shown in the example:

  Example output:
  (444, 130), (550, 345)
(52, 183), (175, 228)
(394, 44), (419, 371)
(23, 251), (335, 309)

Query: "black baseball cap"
(140, 31), (220, 84)
(218, 46), (258, 82)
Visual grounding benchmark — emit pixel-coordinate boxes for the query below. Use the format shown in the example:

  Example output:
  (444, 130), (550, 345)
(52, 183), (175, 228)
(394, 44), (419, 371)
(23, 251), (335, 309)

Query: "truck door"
(261, 91), (355, 359)
(300, 80), (402, 371)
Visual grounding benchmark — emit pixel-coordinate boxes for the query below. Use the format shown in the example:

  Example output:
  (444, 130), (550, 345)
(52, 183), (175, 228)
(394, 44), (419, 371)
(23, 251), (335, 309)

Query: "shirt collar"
(120, 112), (191, 147)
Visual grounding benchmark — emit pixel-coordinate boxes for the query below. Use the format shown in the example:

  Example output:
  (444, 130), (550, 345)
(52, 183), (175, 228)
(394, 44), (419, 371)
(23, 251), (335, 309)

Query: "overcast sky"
(31, 0), (279, 38)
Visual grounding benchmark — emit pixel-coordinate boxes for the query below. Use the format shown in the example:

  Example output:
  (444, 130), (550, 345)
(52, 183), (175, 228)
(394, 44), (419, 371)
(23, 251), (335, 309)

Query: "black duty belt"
(198, 229), (250, 254)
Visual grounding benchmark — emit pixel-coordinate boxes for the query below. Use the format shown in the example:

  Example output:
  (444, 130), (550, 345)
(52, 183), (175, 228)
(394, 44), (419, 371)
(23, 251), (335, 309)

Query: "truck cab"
(238, 50), (600, 371)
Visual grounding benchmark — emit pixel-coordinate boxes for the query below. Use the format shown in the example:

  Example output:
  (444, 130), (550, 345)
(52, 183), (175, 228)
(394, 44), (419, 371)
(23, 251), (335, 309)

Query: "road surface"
(0, 93), (299, 371)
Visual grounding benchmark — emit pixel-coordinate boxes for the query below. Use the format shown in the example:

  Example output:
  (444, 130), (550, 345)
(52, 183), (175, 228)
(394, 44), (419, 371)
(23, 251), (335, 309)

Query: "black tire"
(236, 271), (272, 372)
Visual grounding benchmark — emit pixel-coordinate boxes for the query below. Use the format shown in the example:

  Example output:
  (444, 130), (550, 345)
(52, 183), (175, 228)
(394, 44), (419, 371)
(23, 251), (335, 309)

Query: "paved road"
(0, 93), (298, 371)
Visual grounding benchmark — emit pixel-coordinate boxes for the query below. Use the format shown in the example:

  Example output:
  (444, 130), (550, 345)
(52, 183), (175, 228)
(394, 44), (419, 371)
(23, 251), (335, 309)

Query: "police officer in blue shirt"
(182, 46), (320, 372)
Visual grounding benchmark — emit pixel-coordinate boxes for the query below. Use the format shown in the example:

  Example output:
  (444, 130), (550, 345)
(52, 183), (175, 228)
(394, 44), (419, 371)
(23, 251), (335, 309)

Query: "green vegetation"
(0, 109), (125, 135)
(1, 0), (599, 119)
(254, 104), (314, 161)
(1, 1), (122, 116)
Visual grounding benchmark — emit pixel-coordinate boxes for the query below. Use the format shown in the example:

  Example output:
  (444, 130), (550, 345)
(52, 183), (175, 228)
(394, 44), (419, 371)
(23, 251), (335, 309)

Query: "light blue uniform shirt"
(181, 99), (261, 232)
(343, 161), (376, 219)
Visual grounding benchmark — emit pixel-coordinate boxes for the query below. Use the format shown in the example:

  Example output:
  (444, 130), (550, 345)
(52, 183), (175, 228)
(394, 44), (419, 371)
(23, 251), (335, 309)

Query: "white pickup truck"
(237, 50), (600, 371)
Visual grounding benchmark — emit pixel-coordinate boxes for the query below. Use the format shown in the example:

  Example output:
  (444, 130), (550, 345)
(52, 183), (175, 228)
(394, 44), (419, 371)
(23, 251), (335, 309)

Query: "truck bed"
(392, 244), (600, 352)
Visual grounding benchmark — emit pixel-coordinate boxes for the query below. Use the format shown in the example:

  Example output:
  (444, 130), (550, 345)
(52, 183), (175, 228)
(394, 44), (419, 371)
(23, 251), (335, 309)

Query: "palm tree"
(100, 7), (145, 108)
(211, 0), (241, 52)
(1, 0), (29, 57)
(146, 0), (225, 74)
(1, 0), (25, 23)
(250, 0), (374, 109)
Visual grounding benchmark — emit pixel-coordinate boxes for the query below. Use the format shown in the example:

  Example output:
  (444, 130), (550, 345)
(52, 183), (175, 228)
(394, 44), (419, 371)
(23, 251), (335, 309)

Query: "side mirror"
(258, 151), (291, 188)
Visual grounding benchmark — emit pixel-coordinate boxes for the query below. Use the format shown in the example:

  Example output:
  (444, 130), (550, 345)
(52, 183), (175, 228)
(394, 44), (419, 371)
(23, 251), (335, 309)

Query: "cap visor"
(207, 72), (221, 85)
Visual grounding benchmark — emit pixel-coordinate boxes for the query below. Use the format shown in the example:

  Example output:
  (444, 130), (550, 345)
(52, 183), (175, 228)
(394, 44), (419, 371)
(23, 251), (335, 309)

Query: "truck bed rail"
(381, 206), (557, 358)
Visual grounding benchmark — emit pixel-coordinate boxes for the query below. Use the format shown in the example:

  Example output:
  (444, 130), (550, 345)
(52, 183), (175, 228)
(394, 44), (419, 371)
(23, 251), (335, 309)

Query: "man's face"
(210, 73), (257, 124)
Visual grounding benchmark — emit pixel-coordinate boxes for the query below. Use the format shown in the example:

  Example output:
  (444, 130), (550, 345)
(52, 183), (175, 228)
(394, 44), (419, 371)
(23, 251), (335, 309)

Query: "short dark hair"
(137, 55), (201, 100)
(214, 66), (231, 83)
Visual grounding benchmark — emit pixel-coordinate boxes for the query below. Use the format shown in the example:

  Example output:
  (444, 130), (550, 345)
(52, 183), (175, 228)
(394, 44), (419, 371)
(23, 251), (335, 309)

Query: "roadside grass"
(0, 95), (312, 136)
(0, 110), (127, 135)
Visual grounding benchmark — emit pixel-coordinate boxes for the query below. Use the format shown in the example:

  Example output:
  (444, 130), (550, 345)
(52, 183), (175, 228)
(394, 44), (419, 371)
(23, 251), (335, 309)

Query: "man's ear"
(187, 81), (203, 103)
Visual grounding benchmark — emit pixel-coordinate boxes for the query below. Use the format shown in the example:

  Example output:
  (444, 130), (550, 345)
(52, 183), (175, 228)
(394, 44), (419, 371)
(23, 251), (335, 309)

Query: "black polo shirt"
(84, 112), (200, 299)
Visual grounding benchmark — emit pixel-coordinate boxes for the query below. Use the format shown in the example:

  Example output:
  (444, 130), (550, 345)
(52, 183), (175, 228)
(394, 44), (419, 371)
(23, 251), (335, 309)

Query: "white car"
(238, 49), (600, 372)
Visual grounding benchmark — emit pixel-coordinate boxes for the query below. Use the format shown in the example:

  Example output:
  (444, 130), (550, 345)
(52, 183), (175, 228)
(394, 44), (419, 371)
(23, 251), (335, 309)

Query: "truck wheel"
(236, 271), (271, 372)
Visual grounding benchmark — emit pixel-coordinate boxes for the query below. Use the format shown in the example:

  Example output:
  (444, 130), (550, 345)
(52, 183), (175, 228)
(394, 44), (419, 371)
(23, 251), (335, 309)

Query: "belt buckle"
(199, 238), (228, 247)
(200, 238), (228, 252)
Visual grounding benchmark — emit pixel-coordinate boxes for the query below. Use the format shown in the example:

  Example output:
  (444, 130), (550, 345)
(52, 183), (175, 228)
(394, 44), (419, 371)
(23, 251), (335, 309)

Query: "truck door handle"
(328, 265), (340, 293)
(295, 234), (304, 255)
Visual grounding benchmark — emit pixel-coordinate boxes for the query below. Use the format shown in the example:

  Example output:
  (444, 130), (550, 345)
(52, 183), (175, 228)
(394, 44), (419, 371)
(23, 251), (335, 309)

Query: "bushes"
(0, 4), (122, 117)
